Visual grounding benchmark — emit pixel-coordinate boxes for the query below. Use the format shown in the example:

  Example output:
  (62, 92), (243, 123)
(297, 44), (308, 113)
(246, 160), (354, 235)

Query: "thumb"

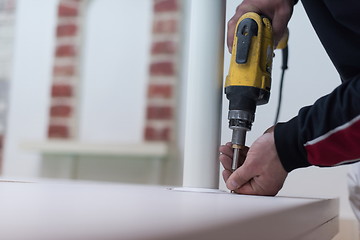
(226, 164), (254, 191)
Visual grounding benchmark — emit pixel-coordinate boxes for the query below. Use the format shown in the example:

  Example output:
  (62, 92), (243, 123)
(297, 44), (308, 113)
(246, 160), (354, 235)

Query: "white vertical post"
(182, 0), (226, 189)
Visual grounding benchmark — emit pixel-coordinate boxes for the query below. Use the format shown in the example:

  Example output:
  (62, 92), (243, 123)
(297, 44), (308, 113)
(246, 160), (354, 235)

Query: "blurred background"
(0, 0), (356, 238)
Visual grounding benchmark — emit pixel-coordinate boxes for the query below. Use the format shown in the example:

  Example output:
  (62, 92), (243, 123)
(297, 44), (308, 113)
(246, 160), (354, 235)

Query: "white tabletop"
(0, 180), (338, 240)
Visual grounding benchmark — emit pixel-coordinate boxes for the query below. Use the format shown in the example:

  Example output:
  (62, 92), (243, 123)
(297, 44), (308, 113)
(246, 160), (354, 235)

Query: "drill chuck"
(228, 109), (253, 144)
(228, 110), (254, 129)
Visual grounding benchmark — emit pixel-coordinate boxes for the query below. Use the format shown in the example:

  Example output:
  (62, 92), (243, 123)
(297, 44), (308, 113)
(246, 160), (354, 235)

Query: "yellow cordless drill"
(225, 12), (288, 171)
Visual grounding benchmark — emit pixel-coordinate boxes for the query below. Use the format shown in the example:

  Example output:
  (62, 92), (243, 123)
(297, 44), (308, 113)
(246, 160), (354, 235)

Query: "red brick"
(3, 0), (15, 12)
(51, 84), (73, 97)
(56, 45), (76, 57)
(151, 41), (176, 54)
(148, 84), (172, 98)
(144, 126), (171, 141)
(0, 134), (3, 150)
(50, 105), (72, 117)
(146, 106), (172, 120)
(58, 3), (78, 17)
(53, 65), (75, 76)
(150, 62), (174, 76)
(48, 125), (70, 138)
(153, 19), (177, 34)
(154, 0), (178, 12)
(57, 23), (77, 37)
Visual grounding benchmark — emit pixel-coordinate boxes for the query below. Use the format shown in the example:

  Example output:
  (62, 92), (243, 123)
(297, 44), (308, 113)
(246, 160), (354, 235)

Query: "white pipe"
(182, 0), (226, 189)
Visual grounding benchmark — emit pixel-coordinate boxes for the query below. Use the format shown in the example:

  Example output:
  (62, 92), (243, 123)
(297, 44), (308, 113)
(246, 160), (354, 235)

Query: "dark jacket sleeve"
(274, 0), (360, 172)
(275, 76), (360, 172)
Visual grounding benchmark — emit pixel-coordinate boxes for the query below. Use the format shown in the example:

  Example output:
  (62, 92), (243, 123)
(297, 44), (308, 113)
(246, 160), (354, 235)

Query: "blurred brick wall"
(0, 0), (15, 171)
(144, 0), (181, 142)
(48, 0), (86, 139)
(48, 0), (182, 144)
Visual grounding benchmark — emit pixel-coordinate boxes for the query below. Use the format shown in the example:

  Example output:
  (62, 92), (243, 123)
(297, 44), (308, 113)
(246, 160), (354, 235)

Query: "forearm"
(275, 76), (360, 171)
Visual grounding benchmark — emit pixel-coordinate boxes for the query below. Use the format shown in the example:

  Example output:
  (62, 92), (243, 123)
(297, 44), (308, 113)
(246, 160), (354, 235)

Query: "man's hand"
(219, 128), (288, 196)
(227, 0), (295, 52)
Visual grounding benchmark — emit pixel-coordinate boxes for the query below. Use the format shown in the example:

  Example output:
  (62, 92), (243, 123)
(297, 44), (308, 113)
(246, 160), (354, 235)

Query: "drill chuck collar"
(228, 109), (253, 146)
(228, 110), (254, 130)
(226, 83), (269, 133)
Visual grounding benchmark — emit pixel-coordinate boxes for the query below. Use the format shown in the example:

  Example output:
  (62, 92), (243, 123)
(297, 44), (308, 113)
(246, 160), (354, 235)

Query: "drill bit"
(231, 144), (245, 193)
(230, 127), (247, 172)
(232, 144), (244, 172)
(232, 145), (240, 172)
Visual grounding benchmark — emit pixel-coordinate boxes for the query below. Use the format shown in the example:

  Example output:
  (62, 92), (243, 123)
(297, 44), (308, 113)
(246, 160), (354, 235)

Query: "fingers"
(272, 7), (293, 46)
(219, 143), (233, 170)
(232, 181), (260, 195)
(226, 164), (254, 191)
(226, 168), (269, 195)
(239, 146), (250, 157)
(223, 132), (288, 196)
(222, 169), (232, 183)
(219, 142), (233, 157)
(222, 169), (258, 195)
(219, 154), (232, 171)
(219, 143), (249, 171)
(222, 162), (268, 195)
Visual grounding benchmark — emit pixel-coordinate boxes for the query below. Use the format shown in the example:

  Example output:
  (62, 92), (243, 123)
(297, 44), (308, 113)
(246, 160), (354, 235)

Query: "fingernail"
(230, 180), (239, 190)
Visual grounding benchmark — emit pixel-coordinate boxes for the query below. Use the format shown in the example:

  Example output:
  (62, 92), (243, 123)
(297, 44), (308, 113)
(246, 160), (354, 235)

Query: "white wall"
(3, 0), (58, 177)
(78, 0), (152, 144)
(221, 1), (355, 220)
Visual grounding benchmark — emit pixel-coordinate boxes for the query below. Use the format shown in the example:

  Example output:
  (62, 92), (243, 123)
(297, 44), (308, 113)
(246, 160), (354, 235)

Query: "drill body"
(225, 12), (274, 171)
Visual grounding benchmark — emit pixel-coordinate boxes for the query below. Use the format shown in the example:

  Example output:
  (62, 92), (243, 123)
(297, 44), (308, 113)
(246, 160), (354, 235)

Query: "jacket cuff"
(274, 117), (311, 172)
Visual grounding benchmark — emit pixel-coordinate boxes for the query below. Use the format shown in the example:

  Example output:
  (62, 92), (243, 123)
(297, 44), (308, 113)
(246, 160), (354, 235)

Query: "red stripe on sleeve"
(305, 117), (360, 166)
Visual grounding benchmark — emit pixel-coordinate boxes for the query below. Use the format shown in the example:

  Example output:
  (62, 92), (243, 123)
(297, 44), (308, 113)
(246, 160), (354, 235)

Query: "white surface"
(79, 0), (152, 143)
(3, 0), (58, 177)
(182, 0), (226, 189)
(0, 180), (339, 240)
(279, 165), (357, 220)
